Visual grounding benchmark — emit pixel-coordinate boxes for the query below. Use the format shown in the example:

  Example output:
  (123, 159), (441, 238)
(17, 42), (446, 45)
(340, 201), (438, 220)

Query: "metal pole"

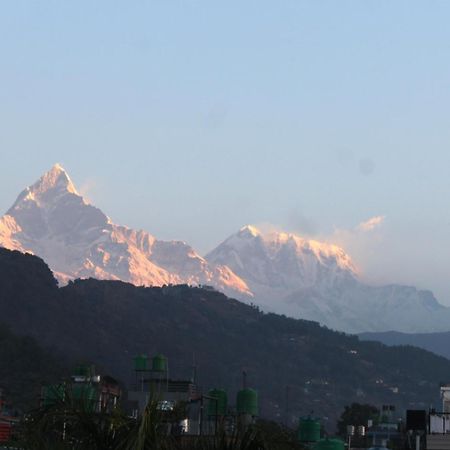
(415, 434), (420, 450)
(215, 398), (218, 436)
(285, 385), (289, 427)
(199, 396), (203, 436)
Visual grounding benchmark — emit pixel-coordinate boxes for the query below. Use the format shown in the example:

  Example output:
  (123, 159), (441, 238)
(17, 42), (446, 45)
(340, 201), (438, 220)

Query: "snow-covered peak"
(212, 226), (357, 277)
(206, 226), (359, 296)
(4, 164), (108, 243)
(29, 163), (77, 196)
(263, 230), (358, 276)
(238, 224), (261, 237)
(2, 166), (448, 334)
(7, 163), (79, 214)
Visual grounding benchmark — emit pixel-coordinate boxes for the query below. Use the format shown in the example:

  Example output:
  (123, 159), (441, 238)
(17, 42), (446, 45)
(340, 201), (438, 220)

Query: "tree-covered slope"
(0, 324), (69, 411)
(360, 330), (450, 360)
(0, 247), (448, 427)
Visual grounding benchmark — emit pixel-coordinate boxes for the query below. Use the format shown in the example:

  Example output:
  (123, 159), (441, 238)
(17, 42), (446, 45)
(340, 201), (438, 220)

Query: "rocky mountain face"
(206, 226), (450, 333)
(1, 164), (450, 334)
(206, 225), (358, 305)
(0, 164), (251, 298)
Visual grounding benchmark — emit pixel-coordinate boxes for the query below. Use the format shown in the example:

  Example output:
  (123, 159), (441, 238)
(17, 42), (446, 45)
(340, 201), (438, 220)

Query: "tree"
(336, 403), (379, 436)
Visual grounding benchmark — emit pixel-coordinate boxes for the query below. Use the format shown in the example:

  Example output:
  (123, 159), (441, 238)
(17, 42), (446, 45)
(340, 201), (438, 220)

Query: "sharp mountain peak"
(0, 165), (252, 299)
(7, 163), (80, 215)
(30, 163), (78, 194)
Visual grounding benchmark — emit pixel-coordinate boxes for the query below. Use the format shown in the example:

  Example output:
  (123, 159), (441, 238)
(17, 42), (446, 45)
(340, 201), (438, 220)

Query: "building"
(0, 389), (18, 444)
(42, 364), (121, 414)
(127, 354), (259, 436)
(128, 354), (202, 434)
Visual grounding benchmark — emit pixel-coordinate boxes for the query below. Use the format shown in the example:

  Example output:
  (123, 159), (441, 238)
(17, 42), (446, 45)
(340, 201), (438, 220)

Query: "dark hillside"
(0, 324), (69, 411)
(360, 330), (450, 360)
(0, 247), (448, 427)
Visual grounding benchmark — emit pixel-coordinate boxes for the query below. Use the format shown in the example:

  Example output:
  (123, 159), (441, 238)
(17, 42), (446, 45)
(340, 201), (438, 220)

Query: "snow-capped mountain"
(2, 164), (450, 334)
(206, 225), (450, 333)
(206, 225), (358, 297)
(0, 164), (251, 297)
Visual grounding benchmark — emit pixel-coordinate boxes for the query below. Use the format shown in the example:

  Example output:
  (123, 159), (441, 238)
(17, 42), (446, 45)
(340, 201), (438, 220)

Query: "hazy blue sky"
(2, 1), (450, 302)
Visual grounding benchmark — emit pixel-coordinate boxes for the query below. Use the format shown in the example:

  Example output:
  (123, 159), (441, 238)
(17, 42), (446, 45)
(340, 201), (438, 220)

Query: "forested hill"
(0, 247), (449, 427)
(360, 330), (450, 360)
(0, 324), (70, 411)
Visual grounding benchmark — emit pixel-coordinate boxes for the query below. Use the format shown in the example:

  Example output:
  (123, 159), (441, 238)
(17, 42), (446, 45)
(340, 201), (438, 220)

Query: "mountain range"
(206, 226), (450, 333)
(0, 164), (250, 298)
(1, 164), (449, 334)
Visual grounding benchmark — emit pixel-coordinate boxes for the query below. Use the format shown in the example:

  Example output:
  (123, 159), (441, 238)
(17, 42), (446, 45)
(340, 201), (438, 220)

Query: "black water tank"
(406, 410), (427, 431)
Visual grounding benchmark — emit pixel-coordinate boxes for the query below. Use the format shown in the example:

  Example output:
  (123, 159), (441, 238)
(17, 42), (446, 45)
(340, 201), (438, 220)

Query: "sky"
(2, 1), (450, 302)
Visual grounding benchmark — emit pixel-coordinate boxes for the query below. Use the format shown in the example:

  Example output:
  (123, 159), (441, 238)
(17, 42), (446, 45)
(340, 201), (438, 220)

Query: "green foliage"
(121, 397), (174, 450)
(19, 387), (272, 450)
(336, 403), (379, 436)
(255, 420), (303, 450)
(20, 383), (132, 450)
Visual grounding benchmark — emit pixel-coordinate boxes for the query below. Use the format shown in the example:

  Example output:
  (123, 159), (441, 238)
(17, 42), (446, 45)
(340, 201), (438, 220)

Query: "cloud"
(328, 215), (386, 281)
(357, 215), (386, 232)
(286, 210), (319, 236)
(78, 178), (99, 204)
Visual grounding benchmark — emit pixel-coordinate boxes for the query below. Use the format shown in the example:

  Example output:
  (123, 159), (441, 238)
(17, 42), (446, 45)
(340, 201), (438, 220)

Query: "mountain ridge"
(206, 225), (450, 333)
(360, 330), (450, 361)
(2, 164), (450, 334)
(0, 164), (251, 298)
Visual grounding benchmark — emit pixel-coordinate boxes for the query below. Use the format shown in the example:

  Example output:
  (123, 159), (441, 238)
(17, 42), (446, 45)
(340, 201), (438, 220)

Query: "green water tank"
(134, 355), (148, 371)
(74, 364), (93, 377)
(298, 417), (321, 442)
(152, 354), (167, 372)
(314, 438), (345, 450)
(73, 384), (97, 412)
(73, 384), (96, 400)
(237, 388), (258, 416)
(207, 389), (228, 416)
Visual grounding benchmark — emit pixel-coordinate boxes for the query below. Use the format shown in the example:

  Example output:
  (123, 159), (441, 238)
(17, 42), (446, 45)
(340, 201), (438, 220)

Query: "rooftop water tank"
(152, 354), (167, 372)
(314, 438), (345, 450)
(73, 384), (97, 412)
(134, 355), (148, 371)
(237, 388), (258, 416)
(207, 389), (228, 416)
(74, 364), (93, 378)
(298, 417), (321, 442)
